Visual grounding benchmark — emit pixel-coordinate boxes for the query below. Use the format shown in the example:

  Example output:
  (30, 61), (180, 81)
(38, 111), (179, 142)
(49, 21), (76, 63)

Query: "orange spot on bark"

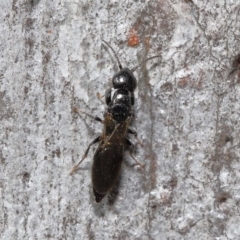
(178, 77), (189, 88)
(127, 29), (140, 47)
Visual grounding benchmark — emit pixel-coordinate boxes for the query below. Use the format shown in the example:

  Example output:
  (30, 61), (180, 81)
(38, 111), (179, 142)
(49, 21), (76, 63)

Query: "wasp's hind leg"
(125, 138), (144, 168)
(70, 136), (101, 175)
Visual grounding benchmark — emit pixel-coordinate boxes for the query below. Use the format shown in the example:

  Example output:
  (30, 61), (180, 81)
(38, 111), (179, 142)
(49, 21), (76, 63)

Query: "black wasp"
(71, 40), (158, 202)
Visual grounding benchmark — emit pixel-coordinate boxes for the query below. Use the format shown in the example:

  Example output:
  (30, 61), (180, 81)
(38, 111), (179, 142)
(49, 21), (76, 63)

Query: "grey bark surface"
(1, 0), (240, 239)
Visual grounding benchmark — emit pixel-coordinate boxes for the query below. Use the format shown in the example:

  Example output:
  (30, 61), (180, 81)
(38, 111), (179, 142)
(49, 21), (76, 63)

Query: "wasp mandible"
(71, 40), (158, 202)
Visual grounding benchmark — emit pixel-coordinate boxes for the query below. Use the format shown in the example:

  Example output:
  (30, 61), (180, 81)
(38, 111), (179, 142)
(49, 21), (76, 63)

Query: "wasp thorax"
(108, 89), (132, 122)
(110, 104), (130, 122)
(112, 68), (137, 92)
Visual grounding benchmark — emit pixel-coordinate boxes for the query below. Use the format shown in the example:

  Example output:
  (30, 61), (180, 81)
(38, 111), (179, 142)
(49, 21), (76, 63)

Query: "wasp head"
(112, 68), (137, 92)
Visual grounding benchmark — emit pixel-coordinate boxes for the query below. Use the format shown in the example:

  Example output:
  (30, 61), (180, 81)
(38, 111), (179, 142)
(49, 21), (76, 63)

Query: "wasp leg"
(96, 92), (104, 99)
(96, 92), (105, 104)
(125, 138), (144, 168)
(130, 92), (134, 105)
(70, 136), (101, 175)
(97, 88), (111, 105)
(105, 88), (111, 105)
(127, 128), (143, 147)
(73, 107), (103, 124)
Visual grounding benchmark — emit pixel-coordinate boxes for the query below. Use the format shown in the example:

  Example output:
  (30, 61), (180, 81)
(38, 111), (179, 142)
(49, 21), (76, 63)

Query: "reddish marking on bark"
(178, 77), (189, 88)
(178, 75), (203, 90)
(145, 37), (150, 50)
(72, 107), (79, 113)
(127, 28), (140, 47)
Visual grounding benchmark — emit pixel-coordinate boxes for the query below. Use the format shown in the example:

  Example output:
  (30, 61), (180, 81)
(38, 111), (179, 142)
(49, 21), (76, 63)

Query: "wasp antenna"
(102, 39), (123, 70)
(131, 55), (161, 72)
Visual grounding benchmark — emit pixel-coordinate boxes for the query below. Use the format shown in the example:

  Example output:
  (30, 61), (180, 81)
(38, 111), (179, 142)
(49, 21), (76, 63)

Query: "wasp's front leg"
(73, 107), (103, 124)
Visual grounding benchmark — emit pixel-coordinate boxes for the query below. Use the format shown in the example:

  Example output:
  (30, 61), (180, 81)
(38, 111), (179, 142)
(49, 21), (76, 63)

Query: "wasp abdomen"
(92, 144), (124, 200)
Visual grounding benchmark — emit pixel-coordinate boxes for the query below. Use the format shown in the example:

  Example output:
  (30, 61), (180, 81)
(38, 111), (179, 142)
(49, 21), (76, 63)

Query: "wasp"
(71, 40), (158, 202)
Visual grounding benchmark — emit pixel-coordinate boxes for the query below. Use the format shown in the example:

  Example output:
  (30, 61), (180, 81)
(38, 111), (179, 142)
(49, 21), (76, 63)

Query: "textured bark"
(1, 1), (240, 239)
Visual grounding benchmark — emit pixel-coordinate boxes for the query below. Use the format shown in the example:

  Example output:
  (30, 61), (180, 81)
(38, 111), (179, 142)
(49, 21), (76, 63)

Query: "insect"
(71, 40), (159, 202)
